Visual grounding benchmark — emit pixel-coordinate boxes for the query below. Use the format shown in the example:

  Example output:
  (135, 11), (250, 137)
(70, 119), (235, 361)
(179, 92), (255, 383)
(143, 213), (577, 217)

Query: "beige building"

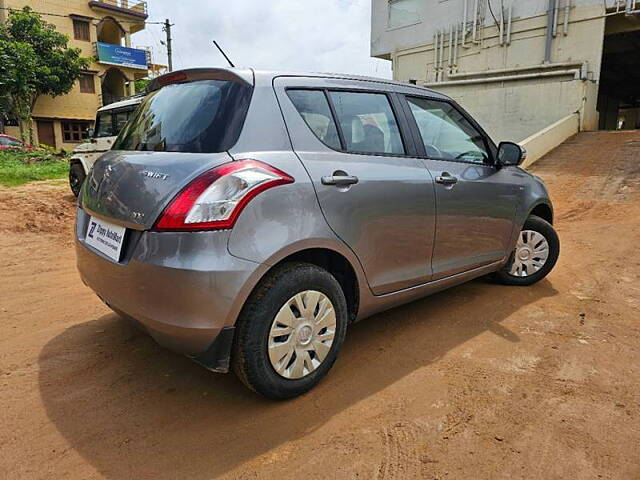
(0, 0), (151, 151)
(371, 0), (640, 143)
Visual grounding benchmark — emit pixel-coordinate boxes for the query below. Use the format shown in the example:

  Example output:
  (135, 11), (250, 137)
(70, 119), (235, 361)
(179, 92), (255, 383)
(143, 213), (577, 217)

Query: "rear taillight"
(153, 160), (294, 231)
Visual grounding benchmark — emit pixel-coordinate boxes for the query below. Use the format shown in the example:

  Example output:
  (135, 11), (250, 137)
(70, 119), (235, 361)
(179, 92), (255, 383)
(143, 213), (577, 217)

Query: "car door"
(401, 95), (519, 280)
(274, 78), (436, 295)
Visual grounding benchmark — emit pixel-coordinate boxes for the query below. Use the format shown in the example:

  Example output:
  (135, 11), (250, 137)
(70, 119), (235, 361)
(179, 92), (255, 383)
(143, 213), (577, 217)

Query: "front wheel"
(232, 262), (348, 400)
(494, 215), (560, 286)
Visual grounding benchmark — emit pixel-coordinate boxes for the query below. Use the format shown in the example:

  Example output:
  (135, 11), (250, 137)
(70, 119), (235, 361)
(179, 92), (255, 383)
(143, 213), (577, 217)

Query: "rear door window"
(328, 91), (405, 155)
(113, 79), (252, 153)
(287, 89), (341, 150)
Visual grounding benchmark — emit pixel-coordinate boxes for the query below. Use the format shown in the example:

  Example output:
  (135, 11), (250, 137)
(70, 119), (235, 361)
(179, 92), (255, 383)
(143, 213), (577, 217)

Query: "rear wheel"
(69, 162), (86, 197)
(232, 262), (348, 399)
(494, 215), (559, 286)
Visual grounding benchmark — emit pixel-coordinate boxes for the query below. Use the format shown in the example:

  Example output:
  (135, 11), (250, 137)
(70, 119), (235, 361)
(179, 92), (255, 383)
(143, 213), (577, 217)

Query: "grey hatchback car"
(76, 68), (559, 399)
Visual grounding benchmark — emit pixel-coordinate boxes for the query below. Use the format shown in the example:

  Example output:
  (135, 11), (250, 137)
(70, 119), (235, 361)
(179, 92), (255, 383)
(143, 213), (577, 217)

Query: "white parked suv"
(69, 96), (143, 196)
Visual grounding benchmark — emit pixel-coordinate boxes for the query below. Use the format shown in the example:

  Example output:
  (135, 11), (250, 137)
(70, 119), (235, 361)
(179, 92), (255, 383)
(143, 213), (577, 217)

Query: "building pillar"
(124, 32), (132, 48)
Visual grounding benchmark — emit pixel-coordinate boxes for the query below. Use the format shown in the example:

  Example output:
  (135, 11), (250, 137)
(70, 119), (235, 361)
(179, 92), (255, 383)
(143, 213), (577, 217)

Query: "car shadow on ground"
(38, 278), (557, 479)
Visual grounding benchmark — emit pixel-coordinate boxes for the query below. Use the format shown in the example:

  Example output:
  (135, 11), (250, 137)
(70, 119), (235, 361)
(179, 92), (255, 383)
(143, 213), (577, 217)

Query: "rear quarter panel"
(226, 151), (367, 284)
(227, 76), (370, 300)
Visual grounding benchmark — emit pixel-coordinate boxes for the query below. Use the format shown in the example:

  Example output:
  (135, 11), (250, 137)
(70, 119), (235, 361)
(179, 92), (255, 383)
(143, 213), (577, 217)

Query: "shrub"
(0, 148), (69, 186)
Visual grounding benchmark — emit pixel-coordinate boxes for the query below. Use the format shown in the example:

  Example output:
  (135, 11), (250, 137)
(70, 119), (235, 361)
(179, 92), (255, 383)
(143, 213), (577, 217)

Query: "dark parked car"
(76, 68), (559, 399)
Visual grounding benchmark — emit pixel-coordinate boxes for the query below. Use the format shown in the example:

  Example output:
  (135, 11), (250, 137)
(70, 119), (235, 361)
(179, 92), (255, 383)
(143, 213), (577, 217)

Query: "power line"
(146, 24), (168, 63)
(486, 0), (501, 29)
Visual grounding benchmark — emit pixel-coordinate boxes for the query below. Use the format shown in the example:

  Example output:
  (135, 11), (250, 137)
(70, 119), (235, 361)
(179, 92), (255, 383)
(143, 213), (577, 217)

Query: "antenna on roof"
(212, 41), (235, 68)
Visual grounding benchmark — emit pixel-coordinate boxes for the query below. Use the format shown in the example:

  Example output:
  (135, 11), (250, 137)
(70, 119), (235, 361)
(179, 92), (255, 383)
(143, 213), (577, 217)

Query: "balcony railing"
(88, 0), (148, 18)
(606, 0), (640, 15)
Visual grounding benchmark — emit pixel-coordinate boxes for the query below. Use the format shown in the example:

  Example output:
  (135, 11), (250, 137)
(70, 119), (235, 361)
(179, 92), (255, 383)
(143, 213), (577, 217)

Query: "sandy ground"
(0, 131), (639, 479)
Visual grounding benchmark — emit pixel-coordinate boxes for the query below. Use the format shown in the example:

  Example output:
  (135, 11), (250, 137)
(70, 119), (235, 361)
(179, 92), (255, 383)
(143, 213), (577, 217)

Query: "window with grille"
(73, 19), (90, 41)
(79, 74), (95, 94)
(62, 121), (91, 143)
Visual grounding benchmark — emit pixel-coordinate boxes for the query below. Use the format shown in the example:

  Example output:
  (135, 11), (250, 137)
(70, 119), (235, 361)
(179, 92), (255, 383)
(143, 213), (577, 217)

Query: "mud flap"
(189, 326), (236, 373)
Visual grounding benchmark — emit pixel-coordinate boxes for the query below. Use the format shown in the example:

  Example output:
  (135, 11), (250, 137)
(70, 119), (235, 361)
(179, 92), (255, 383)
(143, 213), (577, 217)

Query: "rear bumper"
(75, 208), (266, 357)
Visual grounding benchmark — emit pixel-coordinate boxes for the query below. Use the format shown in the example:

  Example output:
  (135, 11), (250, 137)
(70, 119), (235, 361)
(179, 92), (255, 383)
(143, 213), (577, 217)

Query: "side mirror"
(497, 141), (527, 167)
(87, 128), (95, 139)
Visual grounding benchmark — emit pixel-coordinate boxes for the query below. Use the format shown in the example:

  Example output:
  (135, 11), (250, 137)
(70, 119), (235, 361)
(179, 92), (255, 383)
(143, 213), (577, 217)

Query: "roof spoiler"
(147, 68), (254, 93)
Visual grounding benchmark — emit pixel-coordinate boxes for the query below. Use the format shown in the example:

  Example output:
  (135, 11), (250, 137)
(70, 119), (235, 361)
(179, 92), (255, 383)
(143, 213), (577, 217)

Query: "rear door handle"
(435, 172), (458, 185)
(321, 175), (359, 186)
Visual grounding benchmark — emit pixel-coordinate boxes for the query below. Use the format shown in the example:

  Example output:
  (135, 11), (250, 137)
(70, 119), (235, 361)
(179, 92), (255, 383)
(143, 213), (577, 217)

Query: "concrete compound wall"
(520, 112), (580, 168)
(444, 76), (597, 143)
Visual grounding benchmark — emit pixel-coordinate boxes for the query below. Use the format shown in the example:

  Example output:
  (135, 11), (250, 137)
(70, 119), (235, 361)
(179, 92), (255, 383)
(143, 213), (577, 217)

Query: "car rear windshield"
(112, 79), (252, 153)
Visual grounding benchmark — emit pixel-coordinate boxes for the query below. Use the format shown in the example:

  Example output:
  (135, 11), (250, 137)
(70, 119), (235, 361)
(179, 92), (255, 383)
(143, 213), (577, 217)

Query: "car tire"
(232, 262), (348, 400)
(493, 215), (560, 286)
(69, 162), (86, 197)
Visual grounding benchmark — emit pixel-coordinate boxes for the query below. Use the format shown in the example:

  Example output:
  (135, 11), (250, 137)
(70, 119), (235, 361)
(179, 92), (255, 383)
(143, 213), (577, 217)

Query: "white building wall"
(372, 0), (609, 142)
(372, 0), (607, 59)
(446, 77), (597, 142)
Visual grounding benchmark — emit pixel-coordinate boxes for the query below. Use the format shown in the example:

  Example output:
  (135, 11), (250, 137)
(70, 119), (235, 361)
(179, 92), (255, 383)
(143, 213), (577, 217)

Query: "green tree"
(0, 39), (37, 136)
(134, 77), (151, 93)
(0, 7), (89, 143)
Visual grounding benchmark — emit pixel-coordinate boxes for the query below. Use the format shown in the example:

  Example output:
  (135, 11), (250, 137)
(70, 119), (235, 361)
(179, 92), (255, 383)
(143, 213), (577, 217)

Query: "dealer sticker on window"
(85, 216), (126, 262)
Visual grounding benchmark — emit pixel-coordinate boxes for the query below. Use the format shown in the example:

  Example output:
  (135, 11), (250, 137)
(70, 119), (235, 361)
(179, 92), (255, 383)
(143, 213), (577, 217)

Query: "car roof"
(261, 70), (450, 99)
(97, 96), (144, 113)
(150, 67), (449, 99)
(254, 68), (428, 90)
(0, 134), (20, 140)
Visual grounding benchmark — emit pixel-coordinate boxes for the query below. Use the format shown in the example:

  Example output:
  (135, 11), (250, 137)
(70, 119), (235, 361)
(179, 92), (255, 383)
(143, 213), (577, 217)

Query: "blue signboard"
(96, 42), (148, 70)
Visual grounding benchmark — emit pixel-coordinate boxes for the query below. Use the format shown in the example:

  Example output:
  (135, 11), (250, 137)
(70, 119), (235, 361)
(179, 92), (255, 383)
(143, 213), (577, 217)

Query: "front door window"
(407, 96), (489, 164)
(405, 96), (517, 279)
